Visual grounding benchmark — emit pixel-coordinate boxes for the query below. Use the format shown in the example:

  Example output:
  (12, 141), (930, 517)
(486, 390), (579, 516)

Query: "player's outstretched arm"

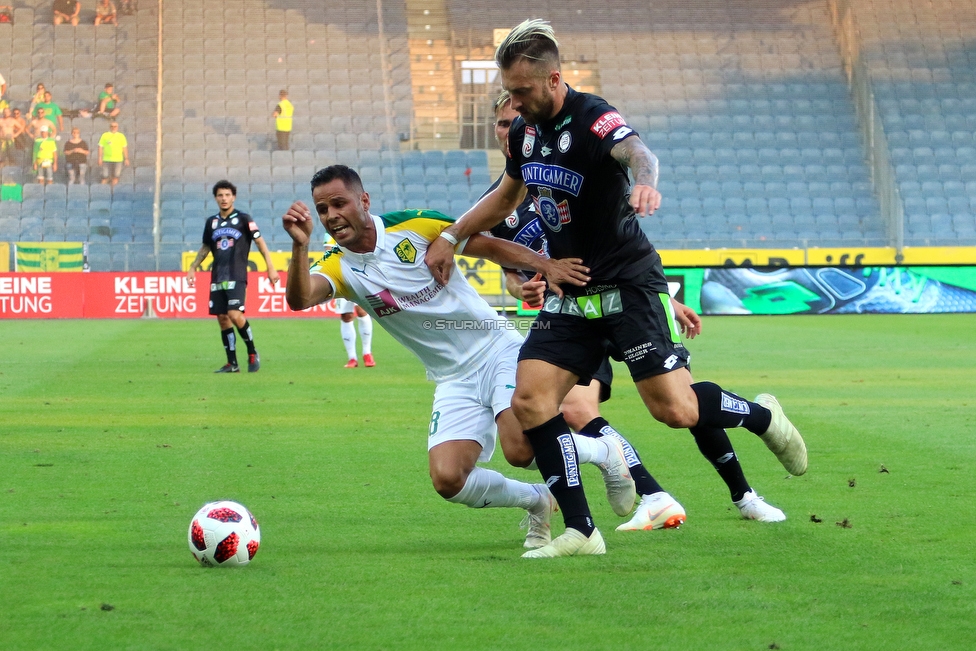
(425, 172), (526, 285)
(282, 201), (333, 310)
(610, 136), (662, 217)
(462, 233), (589, 298)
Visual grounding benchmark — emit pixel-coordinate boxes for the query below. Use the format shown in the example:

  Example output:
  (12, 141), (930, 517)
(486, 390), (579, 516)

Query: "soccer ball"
(188, 500), (261, 567)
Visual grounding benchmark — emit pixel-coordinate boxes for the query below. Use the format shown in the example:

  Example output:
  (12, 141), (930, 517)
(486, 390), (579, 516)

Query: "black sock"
(689, 425), (750, 502)
(524, 413), (594, 536)
(692, 381), (772, 435)
(579, 417), (664, 496)
(220, 328), (237, 365)
(236, 320), (256, 355)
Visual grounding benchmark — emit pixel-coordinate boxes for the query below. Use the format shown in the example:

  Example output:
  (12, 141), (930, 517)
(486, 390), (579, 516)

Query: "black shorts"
(591, 356), (613, 402)
(209, 281), (247, 315)
(518, 268), (690, 384)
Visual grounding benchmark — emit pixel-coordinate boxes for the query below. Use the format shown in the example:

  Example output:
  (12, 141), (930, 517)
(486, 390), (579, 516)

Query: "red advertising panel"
(0, 272), (341, 319)
(0, 273), (85, 318)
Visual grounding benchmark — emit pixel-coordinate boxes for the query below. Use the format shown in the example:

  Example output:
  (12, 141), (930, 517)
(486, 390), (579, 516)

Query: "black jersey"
(485, 174), (548, 282)
(202, 210), (261, 284)
(504, 86), (665, 293)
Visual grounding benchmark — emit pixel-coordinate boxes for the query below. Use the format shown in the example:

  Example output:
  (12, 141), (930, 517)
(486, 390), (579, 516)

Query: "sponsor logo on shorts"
(623, 341), (657, 363)
(590, 111), (627, 139)
(721, 393), (751, 415)
(557, 433), (580, 487)
(393, 238), (417, 264)
(663, 354), (679, 369)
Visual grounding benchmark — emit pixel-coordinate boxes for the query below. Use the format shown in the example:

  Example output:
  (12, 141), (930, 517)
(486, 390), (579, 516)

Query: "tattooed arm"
(610, 136), (661, 216)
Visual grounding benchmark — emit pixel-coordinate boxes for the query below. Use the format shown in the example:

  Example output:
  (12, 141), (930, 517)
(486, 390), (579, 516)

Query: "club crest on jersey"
(505, 211), (519, 228)
(590, 111), (627, 139)
(394, 238), (417, 264)
(532, 188), (571, 232)
(558, 131), (572, 153)
(522, 125), (536, 158)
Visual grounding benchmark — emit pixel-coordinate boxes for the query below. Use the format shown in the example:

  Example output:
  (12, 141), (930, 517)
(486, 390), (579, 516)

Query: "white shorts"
(334, 298), (356, 315)
(427, 338), (520, 462)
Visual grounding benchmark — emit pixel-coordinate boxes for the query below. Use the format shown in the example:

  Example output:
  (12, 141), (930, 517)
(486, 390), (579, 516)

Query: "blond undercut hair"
(495, 19), (560, 71)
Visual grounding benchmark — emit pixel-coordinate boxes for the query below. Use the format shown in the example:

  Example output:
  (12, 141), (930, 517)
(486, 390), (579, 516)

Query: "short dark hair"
(310, 165), (364, 194)
(212, 180), (237, 197)
(495, 19), (560, 71)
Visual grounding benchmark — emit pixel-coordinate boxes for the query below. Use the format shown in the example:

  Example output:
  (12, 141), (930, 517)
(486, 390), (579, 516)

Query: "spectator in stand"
(33, 125), (58, 185)
(97, 83), (120, 118)
(28, 107), (57, 139)
(28, 83), (46, 117)
(64, 127), (89, 184)
(272, 89), (293, 151)
(53, 0), (81, 25)
(33, 91), (64, 133)
(97, 121), (128, 185)
(11, 108), (30, 164)
(0, 107), (23, 167)
(94, 0), (117, 25)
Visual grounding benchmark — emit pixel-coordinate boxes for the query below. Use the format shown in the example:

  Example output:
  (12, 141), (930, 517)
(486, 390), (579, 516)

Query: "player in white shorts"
(325, 234), (376, 368)
(283, 165), (638, 553)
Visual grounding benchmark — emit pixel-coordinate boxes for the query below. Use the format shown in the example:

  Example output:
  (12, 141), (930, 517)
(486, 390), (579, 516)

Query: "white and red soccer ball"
(188, 501), (261, 567)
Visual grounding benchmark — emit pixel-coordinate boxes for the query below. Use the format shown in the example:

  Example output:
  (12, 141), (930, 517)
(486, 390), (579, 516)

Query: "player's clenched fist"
(282, 200), (315, 245)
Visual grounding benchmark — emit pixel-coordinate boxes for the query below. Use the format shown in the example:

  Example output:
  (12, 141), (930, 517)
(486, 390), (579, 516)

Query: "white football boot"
(734, 490), (786, 522)
(521, 527), (606, 558)
(755, 394), (807, 476)
(616, 492), (687, 531)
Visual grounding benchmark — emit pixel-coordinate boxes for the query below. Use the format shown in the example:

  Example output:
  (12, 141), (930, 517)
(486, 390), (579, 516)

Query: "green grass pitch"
(1, 315), (974, 650)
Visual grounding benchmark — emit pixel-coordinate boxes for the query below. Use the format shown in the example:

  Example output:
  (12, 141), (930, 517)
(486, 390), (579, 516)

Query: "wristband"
(438, 231), (459, 248)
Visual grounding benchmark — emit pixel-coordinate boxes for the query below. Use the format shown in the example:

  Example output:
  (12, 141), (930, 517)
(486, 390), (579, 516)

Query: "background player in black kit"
(428, 20), (808, 558)
(187, 180), (279, 373)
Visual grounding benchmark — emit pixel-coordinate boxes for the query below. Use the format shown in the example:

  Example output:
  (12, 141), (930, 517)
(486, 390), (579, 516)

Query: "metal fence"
(829, 0), (905, 260)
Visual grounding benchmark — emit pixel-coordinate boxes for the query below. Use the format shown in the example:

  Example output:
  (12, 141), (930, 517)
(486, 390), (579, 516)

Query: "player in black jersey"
(489, 91), (689, 530)
(428, 20), (807, 558)
(187, 180), (279, 373)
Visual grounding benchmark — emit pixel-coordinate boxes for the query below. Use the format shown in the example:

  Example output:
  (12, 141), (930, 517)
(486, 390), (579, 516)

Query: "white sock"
(572, 434), (610, 465)
(357, 315), (373, 355)
(446, 466), (540, 510)
(340, 320), (357, 360)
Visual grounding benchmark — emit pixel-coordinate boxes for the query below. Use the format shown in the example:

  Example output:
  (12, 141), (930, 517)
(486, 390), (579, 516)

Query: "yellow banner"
(15, 242), (85, 272)
(0, 242), (9, 272)
(181, 250), (305, 273)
